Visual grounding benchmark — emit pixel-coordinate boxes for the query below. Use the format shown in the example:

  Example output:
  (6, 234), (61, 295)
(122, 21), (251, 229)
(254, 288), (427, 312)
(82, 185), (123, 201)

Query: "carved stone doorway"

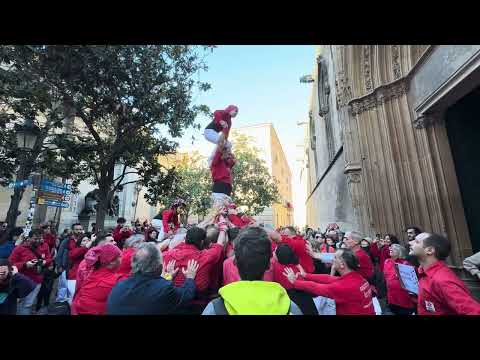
(445, 86), (480, 254)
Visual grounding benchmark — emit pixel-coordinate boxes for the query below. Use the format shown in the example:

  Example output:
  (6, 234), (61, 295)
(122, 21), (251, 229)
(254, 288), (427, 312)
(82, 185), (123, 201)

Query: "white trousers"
(66, 279), (77, 305)
(204, 129), (232, 149)
(211, 193), (232, 208)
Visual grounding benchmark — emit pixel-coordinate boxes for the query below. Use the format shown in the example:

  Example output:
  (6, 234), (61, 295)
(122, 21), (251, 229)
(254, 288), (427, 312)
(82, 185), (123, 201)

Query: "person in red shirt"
(75, 232), (116, 294)
(8, 229), (53, 315)
(112, 217), (134, 249)
(41, 224), (57, 253)
(204, 105), (238, 148)
(116, 234), (145, 280)
(72, 243), (122, 315)
(343, 231), (374, 282)
(409, 232), (480, 315)
(152, 199), (185, 241)
(284, 248), (375, 315)
(383, 244), (416, 315)
(280, 226), (315, 274)
(66, 232), (93, 301)
(209, 132), (236, 207)
(163, 221), (227, 314)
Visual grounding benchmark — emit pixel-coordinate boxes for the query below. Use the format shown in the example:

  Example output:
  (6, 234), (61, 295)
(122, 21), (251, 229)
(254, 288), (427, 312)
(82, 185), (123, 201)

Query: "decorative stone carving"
(363, 45), (373, 92)
(349, 78), (409, 116)
(392, 45), (401, 80)
(413, 113), (435, 129)
(346, 172), (361, 184)
(336, 70), (353, 108)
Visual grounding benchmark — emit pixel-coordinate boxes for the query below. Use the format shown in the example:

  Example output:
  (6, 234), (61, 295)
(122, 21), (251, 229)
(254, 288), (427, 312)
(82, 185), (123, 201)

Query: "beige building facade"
(233, 123), (293, 228)
(305, 44), (480, 299)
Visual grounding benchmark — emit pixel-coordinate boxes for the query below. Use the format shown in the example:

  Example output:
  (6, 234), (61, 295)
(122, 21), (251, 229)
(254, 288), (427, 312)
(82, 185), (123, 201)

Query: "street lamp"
(15, 119), (40, 151)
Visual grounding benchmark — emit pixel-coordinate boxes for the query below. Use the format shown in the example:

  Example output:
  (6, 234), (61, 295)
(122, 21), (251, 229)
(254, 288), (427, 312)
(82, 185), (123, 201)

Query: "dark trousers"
(389, 304), (415, 315)
(36, 274), (55, 310)
(287, 289), (319, 315)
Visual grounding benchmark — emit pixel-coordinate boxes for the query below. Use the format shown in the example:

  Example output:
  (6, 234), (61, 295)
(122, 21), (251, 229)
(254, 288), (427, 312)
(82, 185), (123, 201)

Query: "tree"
(155, 152), (211, 225)
(0, 47), (81, 227)
(0, 45), (213, 230)
(230, 133), (280, 215)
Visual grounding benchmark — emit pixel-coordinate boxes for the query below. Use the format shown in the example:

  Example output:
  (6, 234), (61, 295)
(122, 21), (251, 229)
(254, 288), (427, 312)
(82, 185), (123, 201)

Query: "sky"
(176, 45), (316, 225)
(178, 45), (316, 166)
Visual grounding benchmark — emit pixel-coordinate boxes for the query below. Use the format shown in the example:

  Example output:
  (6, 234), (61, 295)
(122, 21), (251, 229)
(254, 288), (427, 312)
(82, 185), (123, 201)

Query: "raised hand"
(283, 267), (298, 284)
(182, 259), (200, 279)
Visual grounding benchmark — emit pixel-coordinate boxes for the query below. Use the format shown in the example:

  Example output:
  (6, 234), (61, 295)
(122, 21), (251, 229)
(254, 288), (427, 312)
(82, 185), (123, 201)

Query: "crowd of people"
(1, 104), (480, 315)
(1, 213), (480, 315)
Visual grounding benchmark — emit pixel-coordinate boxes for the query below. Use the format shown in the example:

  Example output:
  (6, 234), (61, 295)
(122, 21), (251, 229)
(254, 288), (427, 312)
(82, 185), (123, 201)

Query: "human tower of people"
(1, 105), (480, 315)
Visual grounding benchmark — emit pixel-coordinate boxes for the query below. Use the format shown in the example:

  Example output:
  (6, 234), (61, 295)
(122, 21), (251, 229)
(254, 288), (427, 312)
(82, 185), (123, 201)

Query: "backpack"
(55, 237), (70, 271)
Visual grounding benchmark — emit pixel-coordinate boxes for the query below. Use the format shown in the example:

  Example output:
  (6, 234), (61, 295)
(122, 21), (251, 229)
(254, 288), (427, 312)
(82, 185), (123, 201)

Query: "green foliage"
(230, 133), (280, 215)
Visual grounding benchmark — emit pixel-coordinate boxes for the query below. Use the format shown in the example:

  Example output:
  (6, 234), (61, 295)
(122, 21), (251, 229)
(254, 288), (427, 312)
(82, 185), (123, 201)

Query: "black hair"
(185, 227), (206, 250)
(235, 227), (271, 281)
(71, 223), (82, 230)
(423, 233), (451, 261)
(406, 226), (422, 235)
(275, 244), (299, 265)
(146, 227), (158, 242)
(76, 232), (92, 247)
(91, 232), (110, 247)
(227, 227), (240, 245)
(28, 228), (43, 238)
(286, 226), (297, 235)
(41, 224), (51, 230)
(117, 217), (127, 224)
(385, 234), (399, 244)
(338, 248), (360, 271)
(0, 258), (13, 285)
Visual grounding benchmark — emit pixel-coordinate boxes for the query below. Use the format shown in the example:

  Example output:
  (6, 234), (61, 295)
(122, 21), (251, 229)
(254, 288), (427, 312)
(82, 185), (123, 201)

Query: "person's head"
(343, 231), (362, 249)
(132, 242), (163, 277)
(71, 223), (84, 237)
(85, 243), (122, 271)
(91, 232), (115, 247)
(227, 227), (241, 246)
(406, 226), (422, 241)
(77, 232), (92, 247)
(204, 225), (220, 248)
(326, 237), (335, 247)
(117, 217), (127, 226)
(171, 199), (186, 213)
(384, 234), (399, 246)
(225, 105), (238, 118)
(360, 239), (370, 249)
(389, 244), (406, 260)
(409, 232), (450, 262)
(124, 234), (145, 249)
(147, 228), (158, 242)
(314, 233), (325, 245)
(28, 229), (43, 246)
(235, 227), (271, 281)
(327, 230), (339, 242)
(275, 244), (299, 265)
(0, 259), (13, 284)
(284, 226), (297, 237)
(41, 224), (51, 234)
(185, 227), (207, 250)
(9, 227), (23, 241)
(333, 248), (359, 275)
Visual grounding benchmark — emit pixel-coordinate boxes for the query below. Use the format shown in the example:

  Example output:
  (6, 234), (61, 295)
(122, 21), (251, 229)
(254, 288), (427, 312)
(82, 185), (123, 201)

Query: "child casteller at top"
(203, 105), (239, 148)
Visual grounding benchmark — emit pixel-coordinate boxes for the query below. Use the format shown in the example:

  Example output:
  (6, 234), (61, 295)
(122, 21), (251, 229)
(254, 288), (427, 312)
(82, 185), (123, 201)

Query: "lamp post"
(6, 119), (41, 228)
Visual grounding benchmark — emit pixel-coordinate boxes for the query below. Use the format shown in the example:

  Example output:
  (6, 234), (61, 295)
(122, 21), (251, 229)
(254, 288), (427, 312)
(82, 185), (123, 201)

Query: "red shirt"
(222, 256), (274, 286)
(8, 242), (53, 284)
(383, 258), (415, 309)
(67, 238), (88, 280)
(320, 244), (336, 253)
(379, 245), (391, 272)
(163, 243), (223, 293)
(228, 214), (249, 228)
(72, 267), (122, 315)
(213, 109), (232, 138)
(112, 226), (133, 249)
(75, 259), (90, 293)
(210, 149), (235, 185)
(272, 261), (299, 290)
(294, 272), (375, 315)
(162, 209), (180, 234)
(43, 233), (57, 251)
(281, 235), (315, 274)
(354, 247), (374, 280)
(116, 247), (135, 279)
(417, 261), (480, 315)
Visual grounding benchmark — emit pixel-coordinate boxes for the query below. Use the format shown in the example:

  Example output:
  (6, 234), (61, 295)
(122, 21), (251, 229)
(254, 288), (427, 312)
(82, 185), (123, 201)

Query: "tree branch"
(117, 179), (139, 187)
(114, 163), (128, 187)
(76, 108), (104, 146)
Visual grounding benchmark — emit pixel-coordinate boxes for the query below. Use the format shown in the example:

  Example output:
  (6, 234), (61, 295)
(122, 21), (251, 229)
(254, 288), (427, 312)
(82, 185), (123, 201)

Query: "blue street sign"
(8, 179), (32, 188)
(44, 199), (70, 208)
(39, 185), (71, 195)
(40, 180), (71, 190)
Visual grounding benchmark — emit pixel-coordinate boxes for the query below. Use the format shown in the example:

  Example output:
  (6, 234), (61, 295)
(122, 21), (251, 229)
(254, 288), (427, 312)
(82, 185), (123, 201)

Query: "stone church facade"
(306, 45), (480, 274)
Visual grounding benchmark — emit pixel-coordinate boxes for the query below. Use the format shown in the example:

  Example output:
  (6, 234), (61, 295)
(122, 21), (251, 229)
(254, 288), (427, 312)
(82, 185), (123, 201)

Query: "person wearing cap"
(284, 248), (375, 315)
(116, 234), (145, 280)
(383, 244), (416, 315)
(203, 105), (238, 149)
(71, 243), (123, 315)
(409, 232), (480, 315)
